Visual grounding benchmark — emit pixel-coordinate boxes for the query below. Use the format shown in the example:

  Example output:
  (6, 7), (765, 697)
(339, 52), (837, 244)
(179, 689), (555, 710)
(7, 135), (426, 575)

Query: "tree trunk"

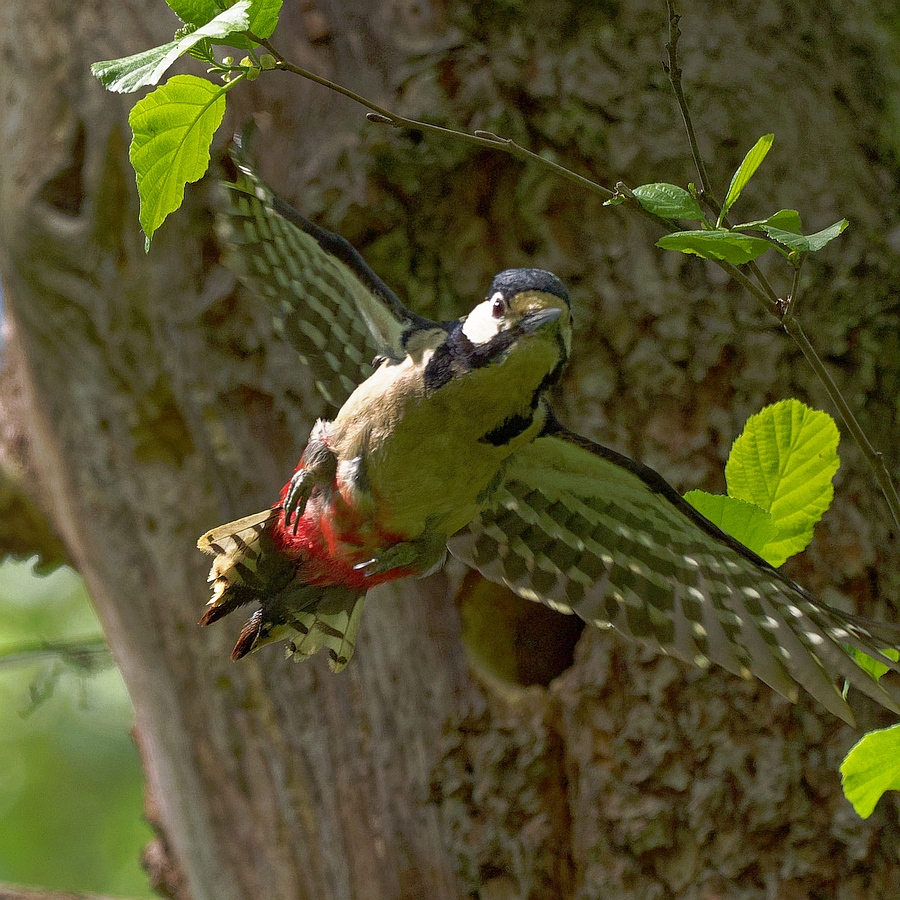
(2, 1), (900, 898)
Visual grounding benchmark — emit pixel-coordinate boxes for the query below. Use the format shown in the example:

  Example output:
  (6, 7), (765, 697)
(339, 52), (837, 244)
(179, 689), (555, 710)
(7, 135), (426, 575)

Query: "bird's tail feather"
(198, 509), (365, 669)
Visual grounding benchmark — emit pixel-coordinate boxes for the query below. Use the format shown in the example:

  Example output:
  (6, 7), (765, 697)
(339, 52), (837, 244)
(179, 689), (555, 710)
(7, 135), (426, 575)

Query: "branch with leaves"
(90, 0), (900, 527)
(90, 0), (900, 817)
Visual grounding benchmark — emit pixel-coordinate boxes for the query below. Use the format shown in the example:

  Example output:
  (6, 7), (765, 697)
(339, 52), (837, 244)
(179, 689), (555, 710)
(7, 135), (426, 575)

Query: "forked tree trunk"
(2, 1), (900, 898)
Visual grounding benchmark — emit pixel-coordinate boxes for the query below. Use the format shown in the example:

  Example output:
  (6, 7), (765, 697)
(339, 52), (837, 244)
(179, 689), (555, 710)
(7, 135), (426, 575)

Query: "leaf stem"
(785, 255), (805, 319)
(247, 21), (900, 530)
(664, 1), (715, 205)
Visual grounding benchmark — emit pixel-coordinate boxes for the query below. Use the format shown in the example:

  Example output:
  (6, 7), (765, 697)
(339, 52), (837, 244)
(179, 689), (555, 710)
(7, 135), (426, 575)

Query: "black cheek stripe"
(479, 413), (535, 447)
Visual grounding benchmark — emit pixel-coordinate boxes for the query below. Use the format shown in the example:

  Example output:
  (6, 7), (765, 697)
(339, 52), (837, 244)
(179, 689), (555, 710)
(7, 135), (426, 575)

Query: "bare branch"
(0, 884), (124, 900)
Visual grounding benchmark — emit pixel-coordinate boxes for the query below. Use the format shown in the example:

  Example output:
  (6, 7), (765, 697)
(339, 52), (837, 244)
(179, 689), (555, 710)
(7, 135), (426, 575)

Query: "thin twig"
(0, 636), (111, 670)
(711, 260), (782, 318)
(251, 34), (615, 201)
(782, 314), (900, 526)
(662, 2), (900, 528)
(250, 20), (900, 529)
(664, 0), (714, 202)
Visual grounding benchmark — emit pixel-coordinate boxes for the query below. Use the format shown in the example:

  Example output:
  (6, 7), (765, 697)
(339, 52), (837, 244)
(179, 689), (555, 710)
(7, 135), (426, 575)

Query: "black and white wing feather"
(219, 145), (436, 407)
(448, 424), (900, 725)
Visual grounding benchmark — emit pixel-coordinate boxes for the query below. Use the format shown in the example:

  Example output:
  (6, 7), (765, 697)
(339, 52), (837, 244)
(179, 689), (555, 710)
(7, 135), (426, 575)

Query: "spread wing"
(219, 142), (437, 408)
(447, 424), (900, 724)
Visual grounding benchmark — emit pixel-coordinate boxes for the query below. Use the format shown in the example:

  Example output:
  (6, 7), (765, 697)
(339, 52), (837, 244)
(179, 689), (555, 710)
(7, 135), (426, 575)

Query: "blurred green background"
(0, 557), (155, 898)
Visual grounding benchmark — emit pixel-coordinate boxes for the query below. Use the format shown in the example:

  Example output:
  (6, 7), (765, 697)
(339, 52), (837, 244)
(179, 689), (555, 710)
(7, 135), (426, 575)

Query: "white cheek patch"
(462, 295), (503, 345)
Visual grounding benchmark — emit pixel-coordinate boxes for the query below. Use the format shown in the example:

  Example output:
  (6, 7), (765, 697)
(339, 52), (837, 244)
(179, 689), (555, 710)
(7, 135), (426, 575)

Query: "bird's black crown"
(488, 269), (570, 306)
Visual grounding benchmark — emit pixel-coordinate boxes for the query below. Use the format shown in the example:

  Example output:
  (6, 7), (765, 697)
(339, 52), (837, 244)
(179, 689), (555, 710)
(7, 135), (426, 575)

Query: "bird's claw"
(352, 541), (420, 577)
(352, 536), (447, 578)
(353, 557), (381, 576)
(284, 470), (315, 533)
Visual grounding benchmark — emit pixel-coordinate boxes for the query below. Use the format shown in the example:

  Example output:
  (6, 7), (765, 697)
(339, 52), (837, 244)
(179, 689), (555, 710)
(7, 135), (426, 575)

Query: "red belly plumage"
(270, 470), (417, 590)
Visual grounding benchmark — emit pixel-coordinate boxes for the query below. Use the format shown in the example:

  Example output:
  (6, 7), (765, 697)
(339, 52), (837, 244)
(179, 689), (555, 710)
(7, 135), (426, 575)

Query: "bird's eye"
(490, 293), (506, 318)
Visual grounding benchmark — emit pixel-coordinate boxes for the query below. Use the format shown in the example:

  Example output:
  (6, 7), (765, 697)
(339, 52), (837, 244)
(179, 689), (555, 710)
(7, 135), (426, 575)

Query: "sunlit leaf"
(632, 183), (704, 220)
(736, 209), (803, 233)
(166, 0), (222, 26)
(91, 0), (251, 93)
(719, 133), (774, 223)
(725, 400), (839, 566)
(656, 230), (772, 264)
(129, 75), (228, 244)
(841, 724), (900, 818)
(683, 492), (779, 561)
(849, 647), (900, 683)
(762, 219), (849, 253)
(246, 0), (282, 39)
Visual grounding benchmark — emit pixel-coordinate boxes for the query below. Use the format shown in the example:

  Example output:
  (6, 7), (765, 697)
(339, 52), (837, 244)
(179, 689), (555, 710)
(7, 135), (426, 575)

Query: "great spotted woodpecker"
(198, 145), (900, 725)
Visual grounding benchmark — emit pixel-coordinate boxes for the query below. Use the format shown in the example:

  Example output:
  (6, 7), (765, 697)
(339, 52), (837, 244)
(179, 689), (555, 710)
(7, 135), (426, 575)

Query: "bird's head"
(461, 268), (572, 374)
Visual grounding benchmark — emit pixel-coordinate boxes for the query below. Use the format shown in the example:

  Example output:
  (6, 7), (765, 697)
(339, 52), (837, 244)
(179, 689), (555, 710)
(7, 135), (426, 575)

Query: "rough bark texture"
(2, 1), (900, 899)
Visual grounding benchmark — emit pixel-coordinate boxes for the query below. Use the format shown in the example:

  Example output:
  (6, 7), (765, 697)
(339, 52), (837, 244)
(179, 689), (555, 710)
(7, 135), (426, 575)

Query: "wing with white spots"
(447, 426), (900, 724)
(219, 144), (436, 408)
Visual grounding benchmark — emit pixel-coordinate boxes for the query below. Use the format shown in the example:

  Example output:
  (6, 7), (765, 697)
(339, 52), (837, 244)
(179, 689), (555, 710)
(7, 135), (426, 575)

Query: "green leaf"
(762, 219), (849, 253)
(656, 230), (773, 264)
(719, 133), (774, 224)
(91, 0), (251, 93)
(758, 226), (813, 252)
(129, 75), (229, 244)
(246, 0), (282, 39)
(683, 492), (780, 560)
(849, 647), (900, 683)
(841, 724), (900, 818)
(802, 219), (849, 251)
(725, 400), (839, 566)
(166, 0), (222, 26)
(632, 184), (704, 220)
(167, 0), (281, 37)
(736, 209), (803, 234)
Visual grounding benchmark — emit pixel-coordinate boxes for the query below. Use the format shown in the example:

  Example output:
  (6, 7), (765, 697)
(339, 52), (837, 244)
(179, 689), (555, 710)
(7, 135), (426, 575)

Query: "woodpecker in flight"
(199, 144), (900, 725)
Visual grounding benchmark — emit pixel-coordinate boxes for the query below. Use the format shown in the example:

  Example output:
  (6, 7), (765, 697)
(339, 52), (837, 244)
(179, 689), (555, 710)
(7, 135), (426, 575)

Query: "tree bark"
(2, 1), (900, 899)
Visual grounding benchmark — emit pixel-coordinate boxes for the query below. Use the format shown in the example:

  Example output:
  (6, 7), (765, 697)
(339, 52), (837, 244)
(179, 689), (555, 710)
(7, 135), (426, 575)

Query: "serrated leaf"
(656, 230), (773, 264)
(91, 0), (251, 93)
(725, 400), (839, 566)
(759, 225), (814, 252)
(719, 133), (774, 224)
(736, 209), (803, 233)
(841, 724), (900, 818)
(129, 75), (228, 244)
(683, 492), (779, 560)
(803, 219), (849, 251)
(632, 183), (704, 220)
(761, 219), (848, 253)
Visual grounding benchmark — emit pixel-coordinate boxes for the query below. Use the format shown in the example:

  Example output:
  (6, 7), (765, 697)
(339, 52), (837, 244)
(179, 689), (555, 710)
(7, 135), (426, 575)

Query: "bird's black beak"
(519, 307), (563, 334)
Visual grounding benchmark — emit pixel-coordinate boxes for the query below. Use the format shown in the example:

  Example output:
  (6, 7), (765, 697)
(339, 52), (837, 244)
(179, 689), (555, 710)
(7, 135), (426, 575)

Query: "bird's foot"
(283, 421), (338, 532)
(353, 534), (446, 579)
(283, 470), (316, 532)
